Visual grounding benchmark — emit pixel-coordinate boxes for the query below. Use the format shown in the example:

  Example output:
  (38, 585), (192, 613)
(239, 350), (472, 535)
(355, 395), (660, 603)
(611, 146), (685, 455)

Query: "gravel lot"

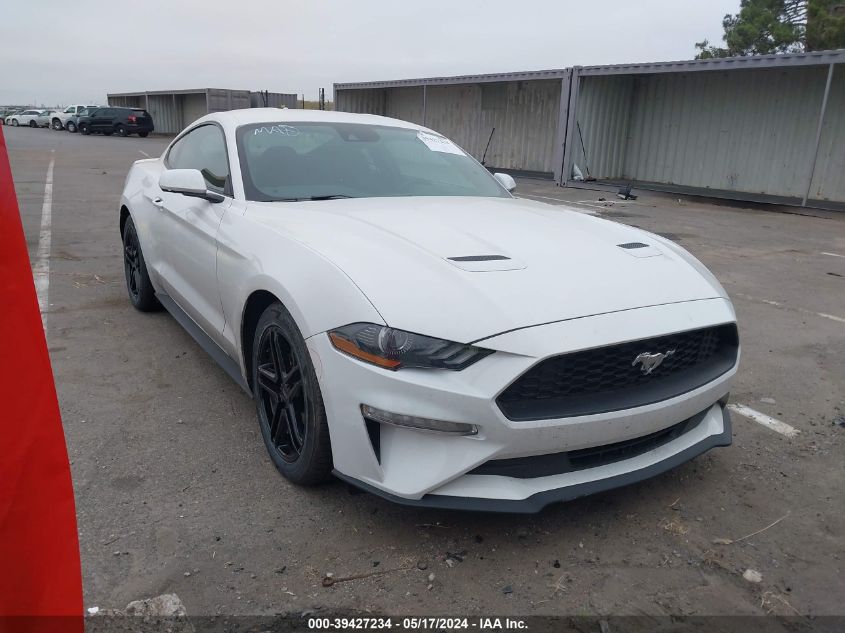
(7, 125), (844, 620)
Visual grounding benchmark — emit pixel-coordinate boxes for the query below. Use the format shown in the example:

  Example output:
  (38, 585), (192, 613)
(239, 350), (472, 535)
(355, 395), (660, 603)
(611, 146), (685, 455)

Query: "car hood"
(247, 196), (726, 343)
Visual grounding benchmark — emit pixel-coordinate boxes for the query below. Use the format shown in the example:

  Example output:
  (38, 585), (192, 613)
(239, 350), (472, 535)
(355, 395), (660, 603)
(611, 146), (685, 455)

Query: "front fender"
(215, 205), (386, 378)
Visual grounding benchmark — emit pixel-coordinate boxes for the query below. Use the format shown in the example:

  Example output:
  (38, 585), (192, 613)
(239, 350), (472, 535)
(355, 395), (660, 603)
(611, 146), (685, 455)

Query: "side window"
(167, 125), (230, 195)
(65, 106), (76, 114)
(89, 109), (101, 117)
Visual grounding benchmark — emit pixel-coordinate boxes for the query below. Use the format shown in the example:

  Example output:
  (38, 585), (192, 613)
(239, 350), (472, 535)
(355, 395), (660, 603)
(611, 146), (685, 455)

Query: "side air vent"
(448, 255), (511, 262)
(618, 242), (649, 249)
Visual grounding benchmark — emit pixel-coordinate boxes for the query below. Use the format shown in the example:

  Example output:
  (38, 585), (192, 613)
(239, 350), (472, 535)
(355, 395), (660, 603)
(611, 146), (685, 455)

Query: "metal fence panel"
(622, 67), (829, 199)
(808, 66), (845, 202)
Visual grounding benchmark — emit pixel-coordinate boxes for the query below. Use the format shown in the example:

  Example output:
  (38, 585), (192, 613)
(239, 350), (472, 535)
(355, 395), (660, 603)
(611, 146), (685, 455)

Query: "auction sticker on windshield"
(417, 131), (464, 155)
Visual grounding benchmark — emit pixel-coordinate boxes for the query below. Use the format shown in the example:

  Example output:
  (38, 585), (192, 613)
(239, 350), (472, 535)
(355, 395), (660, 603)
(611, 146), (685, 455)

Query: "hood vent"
(448, 255), (511, 262)
(618, 242), (649, 249)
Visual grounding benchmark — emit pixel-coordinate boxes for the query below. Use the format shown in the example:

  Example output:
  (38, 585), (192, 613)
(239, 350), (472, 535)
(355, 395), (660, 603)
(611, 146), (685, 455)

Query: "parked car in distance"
(53, 104), (100, 131)
(118, 109), (738, 512)
(0, 109), (19, 125)
(79, 107), (154, 137)
(37, 110), (60, 128)
(6, 109), (45, 127)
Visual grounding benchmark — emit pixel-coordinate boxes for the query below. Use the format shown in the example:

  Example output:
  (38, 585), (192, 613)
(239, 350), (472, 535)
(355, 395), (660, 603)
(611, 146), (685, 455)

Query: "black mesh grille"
(497, 324), (738, 420)
(469, 411), (705, 479)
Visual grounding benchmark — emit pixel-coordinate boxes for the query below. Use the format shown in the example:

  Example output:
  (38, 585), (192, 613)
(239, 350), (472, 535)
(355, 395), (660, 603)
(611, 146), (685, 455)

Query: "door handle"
(152, 197), (165, 208)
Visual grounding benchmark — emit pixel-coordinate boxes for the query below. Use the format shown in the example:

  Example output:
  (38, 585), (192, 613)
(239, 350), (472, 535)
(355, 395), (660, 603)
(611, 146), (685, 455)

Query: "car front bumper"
(306, 298), (737, 513)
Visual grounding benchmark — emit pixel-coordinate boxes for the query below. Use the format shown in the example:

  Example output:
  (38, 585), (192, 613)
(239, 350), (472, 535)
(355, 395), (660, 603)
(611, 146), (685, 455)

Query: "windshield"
(236, 122), (509, 202)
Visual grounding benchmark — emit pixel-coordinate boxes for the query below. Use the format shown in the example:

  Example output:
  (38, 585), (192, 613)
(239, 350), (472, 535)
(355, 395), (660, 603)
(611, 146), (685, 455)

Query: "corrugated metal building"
(107, 88), (298, 134)
(335, 70), (570, 179)
(335, 49), (845, 209)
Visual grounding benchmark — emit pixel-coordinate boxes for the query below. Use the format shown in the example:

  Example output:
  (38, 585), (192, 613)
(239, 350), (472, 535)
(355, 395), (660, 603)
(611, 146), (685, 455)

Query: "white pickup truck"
(52, 104), (99, 132)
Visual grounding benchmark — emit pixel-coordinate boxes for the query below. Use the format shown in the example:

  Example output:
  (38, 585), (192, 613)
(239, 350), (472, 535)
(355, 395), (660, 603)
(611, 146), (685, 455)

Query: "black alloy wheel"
(121, 217), (160, 311)
(257, 325), (308, 462)
(124, 230), (141, 302)
(252, 303), (332, 484)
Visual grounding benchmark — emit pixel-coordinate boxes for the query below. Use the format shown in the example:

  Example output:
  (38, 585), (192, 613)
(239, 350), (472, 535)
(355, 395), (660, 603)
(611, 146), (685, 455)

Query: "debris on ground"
(617, 184), (637, 200)
(428, 573), (435, 583)
(502, 585), (513, 595)
(416, 560), (428, 570)
(713, 512), (790, 545)
(124, 594), (187, 617)
(760, 397), (776, 404)
(659, 517), (690, 536)
(445, 551), (466, 565)
(834, 416), (845, 427)
(322, 565), (413, 587)
(743, 569), (763, 583)
(87, 607), (99, 615)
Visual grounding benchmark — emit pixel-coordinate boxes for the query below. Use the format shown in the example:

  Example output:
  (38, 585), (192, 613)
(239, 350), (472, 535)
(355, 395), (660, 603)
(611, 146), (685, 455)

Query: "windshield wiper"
(271, 194), (357, 202)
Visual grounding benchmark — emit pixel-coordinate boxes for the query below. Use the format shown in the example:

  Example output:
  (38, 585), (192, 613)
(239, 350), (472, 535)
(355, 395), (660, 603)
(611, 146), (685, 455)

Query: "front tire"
(29, 120), (37, 128)
(252, 303), (332, 485)
(116, 124), (127, 137)
(122, 217), (160, 312)
(11, 119), (18, 127)
(52, 119), (63, 130)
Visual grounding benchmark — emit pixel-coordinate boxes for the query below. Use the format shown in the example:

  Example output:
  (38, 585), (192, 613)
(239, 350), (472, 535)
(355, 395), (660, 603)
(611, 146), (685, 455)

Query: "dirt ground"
(6, 125), (844, 621)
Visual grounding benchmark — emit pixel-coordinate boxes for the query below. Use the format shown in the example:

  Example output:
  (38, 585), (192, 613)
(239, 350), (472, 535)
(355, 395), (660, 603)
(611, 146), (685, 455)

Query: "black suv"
(78, 107), (154, 137)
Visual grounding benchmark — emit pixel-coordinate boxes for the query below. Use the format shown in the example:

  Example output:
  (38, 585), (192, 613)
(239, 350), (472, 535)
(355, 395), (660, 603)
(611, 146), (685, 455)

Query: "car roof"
(198, 108), (431, 133)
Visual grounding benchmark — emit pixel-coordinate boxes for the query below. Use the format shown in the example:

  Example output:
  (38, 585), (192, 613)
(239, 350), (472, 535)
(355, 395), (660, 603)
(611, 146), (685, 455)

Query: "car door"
(21, 110), (38, 124)
(153, 123), (232, 345)
(92, 108), (115, 132)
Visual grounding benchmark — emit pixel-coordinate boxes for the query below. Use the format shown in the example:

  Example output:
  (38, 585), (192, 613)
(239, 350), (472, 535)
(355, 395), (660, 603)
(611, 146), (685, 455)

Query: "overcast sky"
(1, 0), (737, 106)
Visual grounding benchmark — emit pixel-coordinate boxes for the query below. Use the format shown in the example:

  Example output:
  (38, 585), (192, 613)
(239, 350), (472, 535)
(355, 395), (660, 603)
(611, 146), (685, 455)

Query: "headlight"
(328, 323), (493, 370)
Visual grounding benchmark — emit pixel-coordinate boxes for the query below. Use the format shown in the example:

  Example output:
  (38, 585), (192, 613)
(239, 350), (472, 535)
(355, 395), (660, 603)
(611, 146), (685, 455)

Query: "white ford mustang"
(119, 108), (738, 512)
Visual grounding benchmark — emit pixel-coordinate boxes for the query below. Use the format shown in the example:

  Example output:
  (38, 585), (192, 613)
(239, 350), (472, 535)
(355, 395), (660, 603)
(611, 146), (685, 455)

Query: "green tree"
(695, 0), (845, 59)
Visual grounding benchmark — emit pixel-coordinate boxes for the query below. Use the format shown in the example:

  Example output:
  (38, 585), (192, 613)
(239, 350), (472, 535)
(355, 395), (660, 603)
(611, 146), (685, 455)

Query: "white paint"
(33, 154), (55, 330)
(516, 193), (598, 214)
(517, 193), (570, 203)
(817, 312), (845, 324)
(138, 150), (150, 157)
(821, 251), (844, 259)
(728, 404), (800, 438)
(734, 292), (844, 324)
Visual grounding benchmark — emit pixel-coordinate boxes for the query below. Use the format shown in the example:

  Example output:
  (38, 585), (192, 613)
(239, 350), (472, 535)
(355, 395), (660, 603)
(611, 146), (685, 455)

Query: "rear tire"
(11, 119), (18, 127)
(66, 121), (77, 133)
(138, 132), (149, 138)
(52, 119), (62, 130)
(252, 302), (333, 485)
(122, 217), (161, 312)
(29, 120), (37, 128)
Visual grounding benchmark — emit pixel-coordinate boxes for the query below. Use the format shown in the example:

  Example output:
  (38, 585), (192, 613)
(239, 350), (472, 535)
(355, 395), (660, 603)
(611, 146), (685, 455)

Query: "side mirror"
(159, 169), (224, 203)
(494, 172), (516, 192)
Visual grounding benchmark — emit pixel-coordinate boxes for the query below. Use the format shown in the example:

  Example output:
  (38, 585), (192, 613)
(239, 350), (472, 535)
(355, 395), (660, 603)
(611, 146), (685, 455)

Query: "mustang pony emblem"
(632, 350), (675, 375)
